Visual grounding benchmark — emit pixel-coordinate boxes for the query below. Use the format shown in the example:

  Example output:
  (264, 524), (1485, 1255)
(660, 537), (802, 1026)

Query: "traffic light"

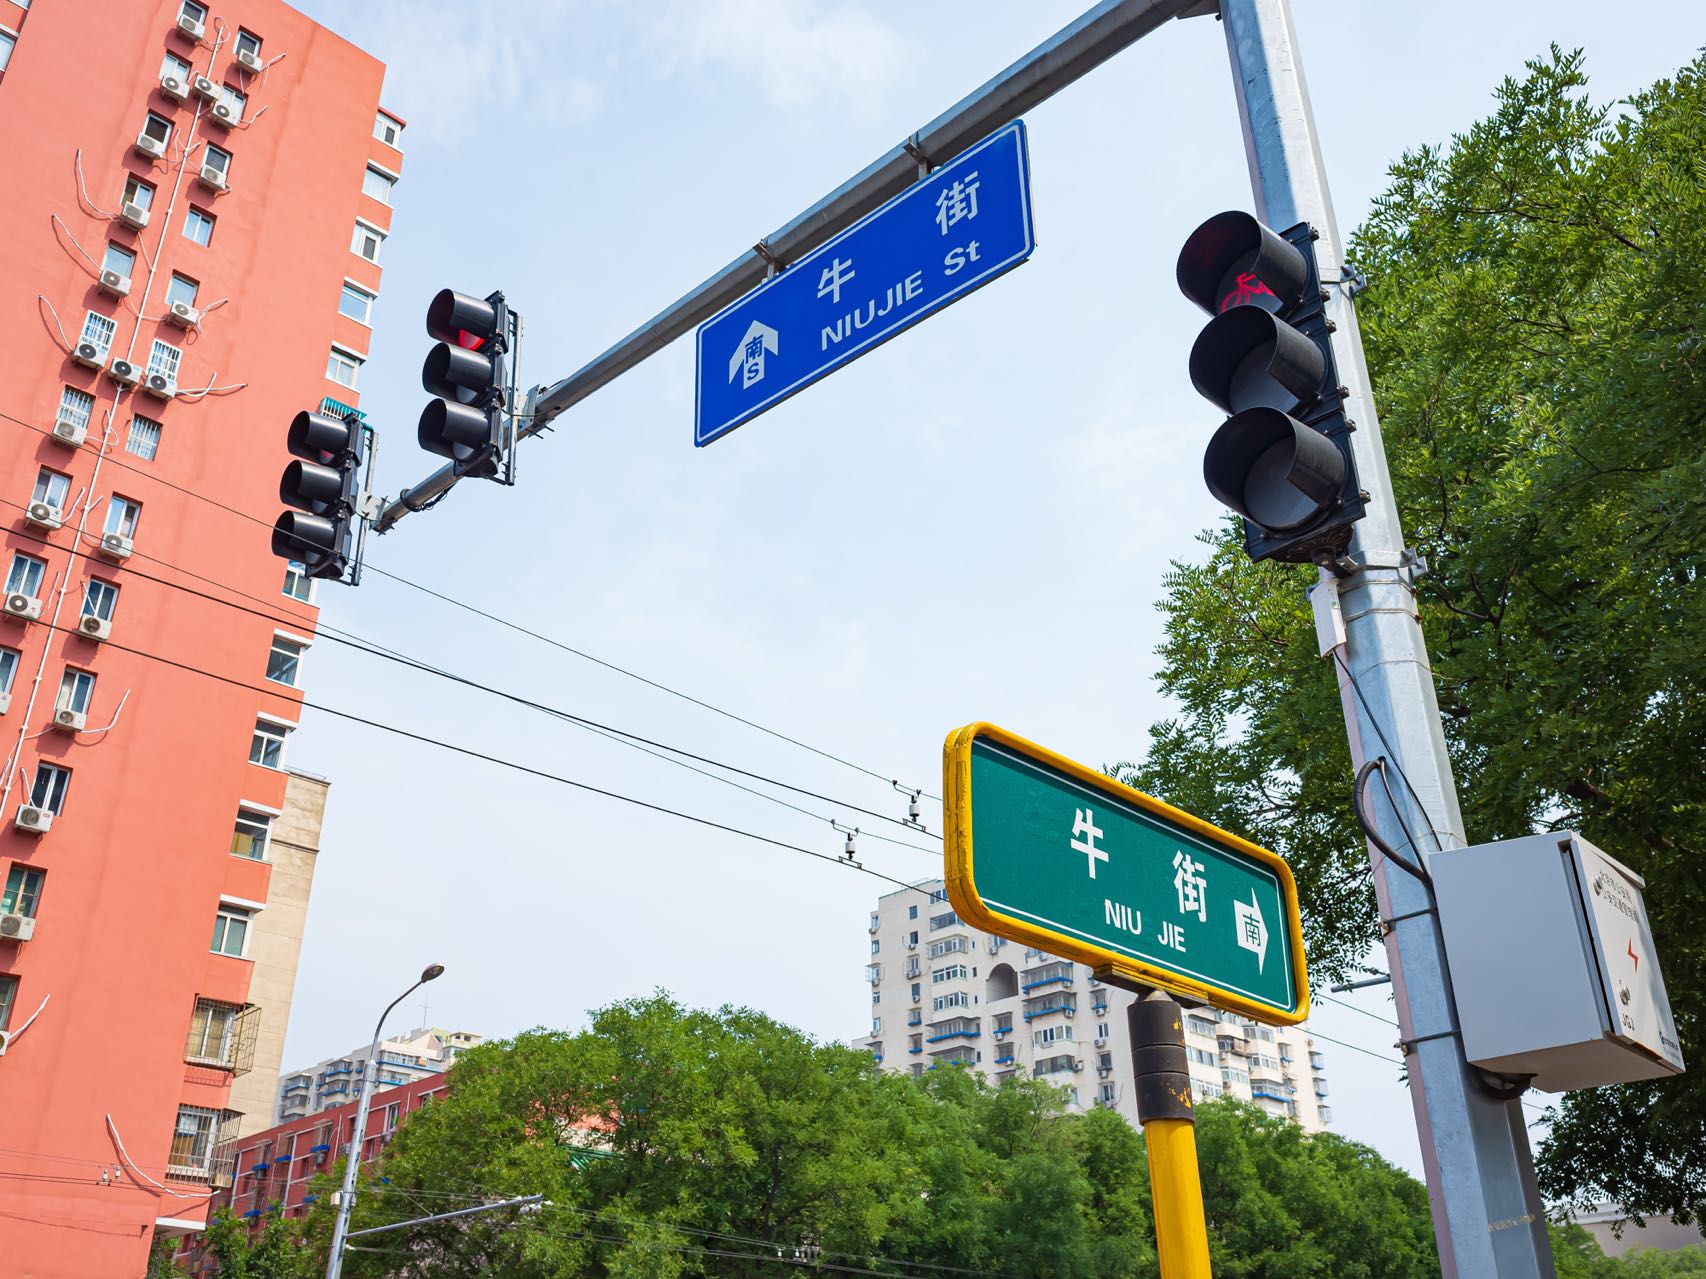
(418, 288), (510, 479)
(272, 410), (362, 580)
(1177, 212), (1365, 565)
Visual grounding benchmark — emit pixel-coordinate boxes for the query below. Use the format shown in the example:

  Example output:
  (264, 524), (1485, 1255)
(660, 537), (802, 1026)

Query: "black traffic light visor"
(1204, 407), (1344, 531)
(418, 398), (492, 460)
(286, 411), (359, 463)
(1189, 306), (1326, 415)
(1177, 211), (1311, 316)
(271, 511), (339, 566)
(426, 289), (500, 347)
(279, 460), (345, 515)
(423, 342), (497, 402)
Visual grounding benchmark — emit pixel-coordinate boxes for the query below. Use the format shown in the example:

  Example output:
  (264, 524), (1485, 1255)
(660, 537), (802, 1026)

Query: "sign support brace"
(1215, 1), (1553, 1273)
(1130, 991), (1213, 1279)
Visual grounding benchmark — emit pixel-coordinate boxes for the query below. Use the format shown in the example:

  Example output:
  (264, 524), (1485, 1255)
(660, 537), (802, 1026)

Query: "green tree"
(198, 1202), (330, 1278)
(1123, 46), (1706, 1222)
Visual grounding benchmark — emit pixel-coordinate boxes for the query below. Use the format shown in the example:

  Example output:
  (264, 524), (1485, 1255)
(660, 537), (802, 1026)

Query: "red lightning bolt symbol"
(1628, 940), (1639, 972)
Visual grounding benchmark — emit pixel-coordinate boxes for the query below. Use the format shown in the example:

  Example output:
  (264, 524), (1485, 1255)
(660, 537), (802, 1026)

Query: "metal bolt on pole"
(1212, 2), (1553, 1275)
(1131, 992), (1213, 1279)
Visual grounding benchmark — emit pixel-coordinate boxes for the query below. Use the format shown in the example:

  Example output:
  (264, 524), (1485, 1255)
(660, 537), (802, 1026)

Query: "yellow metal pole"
(1132, 992), (1214, 1279)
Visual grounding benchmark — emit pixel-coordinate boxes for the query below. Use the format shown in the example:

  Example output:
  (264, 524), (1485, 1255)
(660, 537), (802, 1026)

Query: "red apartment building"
(0, 2), (398, 1272)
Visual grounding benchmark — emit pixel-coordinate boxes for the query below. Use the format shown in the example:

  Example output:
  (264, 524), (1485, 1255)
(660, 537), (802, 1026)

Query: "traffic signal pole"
(1214, 2), (1553, 1274)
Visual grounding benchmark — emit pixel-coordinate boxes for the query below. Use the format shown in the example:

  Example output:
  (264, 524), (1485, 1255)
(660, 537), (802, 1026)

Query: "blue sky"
(283, 0), (1702, 1175)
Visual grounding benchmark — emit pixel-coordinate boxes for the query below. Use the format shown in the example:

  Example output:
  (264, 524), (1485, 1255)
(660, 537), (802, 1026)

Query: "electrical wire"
(0, 503), (938, 853)
(0, 404), (941, 805)
(1314, 991), (1398, 1028)
(1352, 759), (1431, 886)
(24, 615), (933, 899)
(1331, 649), (1449, 854)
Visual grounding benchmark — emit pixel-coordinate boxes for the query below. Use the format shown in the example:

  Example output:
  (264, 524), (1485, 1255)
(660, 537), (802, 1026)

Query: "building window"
(325, 347), (362, 388)
(351, 221), (384, 262)
(338, 282), (374, 325)
(0, 647), (18, 698)
(103, 243), (137, 278)
(161, 51), (192, 82)
(179, 0), (209, 25)
(249, 719), (288, 768)
(168, 1105), (220, 1177)
(79, 311), (117, 358)
(82, 579), (118, 622)
(235, 29), (262, 62)
(126, 415), (163, 461)
(374, 111), (403, 146)
(361, 166), (395, 204)
(31, 467), (71, 512)
(104, 496), (141, 540)
(282, 562), (313, 601)
(231, 808), (271, 860)
(6, 553), (46, 599)
(871, 1017), (881, 1035)
(57, 668), (96, 716)
(211, 905), (251, 957)
(30, 763), (70, 815)
(203, 143), (232, 178)
(0, 31), (15, 75)
(185, 998), (239, 1065)
(183, 206), (215, 246)
(217, 83), (246, 123)
(141, 112), (173, 149)
(59, 386), (96, 431)
(122, 175), (156, 213)
(147, 339), (181, 381)
(2, 865), (44, 918)
(164, 274), (199, 310)
(266, 636), (304, 686)
(0, 975), (16, 1031)
(383, 1103), (400, 1132)
(908, 905), (918, 920)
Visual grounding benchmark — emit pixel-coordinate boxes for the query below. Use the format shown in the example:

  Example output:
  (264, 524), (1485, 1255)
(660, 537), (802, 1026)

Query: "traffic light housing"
(272, 410), (362, 580)
(418, 288), (510, 479)
(1178, 212), (1364, 565)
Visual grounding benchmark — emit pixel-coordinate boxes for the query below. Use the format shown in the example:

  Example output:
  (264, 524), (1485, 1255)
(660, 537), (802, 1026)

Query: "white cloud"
(652, 0), (908, 108)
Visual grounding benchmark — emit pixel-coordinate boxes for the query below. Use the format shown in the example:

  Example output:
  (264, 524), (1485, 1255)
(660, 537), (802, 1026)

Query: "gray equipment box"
(1430, 831), (1684, 1093)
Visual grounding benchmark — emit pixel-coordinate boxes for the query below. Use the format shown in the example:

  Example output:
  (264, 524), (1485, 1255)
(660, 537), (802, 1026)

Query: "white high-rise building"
(275, 1027), (483, 1124)
(856, 879), (1332, 1132)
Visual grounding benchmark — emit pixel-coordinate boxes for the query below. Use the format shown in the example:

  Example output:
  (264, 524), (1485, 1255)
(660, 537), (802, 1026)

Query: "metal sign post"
(943, 722), (1309, 1023)
(1214, 1), (1554, 1273)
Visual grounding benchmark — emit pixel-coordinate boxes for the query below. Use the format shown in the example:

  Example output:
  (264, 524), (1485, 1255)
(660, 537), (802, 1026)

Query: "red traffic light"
(1177, 211), (1310, 317)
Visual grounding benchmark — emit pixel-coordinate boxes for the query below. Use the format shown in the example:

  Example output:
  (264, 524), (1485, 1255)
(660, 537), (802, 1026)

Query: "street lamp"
(325, 963), (444, 1279)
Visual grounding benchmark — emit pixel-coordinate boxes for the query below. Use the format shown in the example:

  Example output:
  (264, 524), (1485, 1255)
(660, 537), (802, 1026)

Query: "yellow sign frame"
(943, 721), (1310, 1025)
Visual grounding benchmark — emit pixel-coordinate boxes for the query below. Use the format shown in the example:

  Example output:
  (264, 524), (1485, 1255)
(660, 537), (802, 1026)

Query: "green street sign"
(944, 723), (1309, 1023)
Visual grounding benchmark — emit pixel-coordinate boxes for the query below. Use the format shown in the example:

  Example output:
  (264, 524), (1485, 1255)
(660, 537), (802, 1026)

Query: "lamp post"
(324, 963), (444, 1279)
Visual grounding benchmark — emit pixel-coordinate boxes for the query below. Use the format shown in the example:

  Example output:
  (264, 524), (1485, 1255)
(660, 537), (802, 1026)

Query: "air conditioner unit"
(1097, 1065), (1112, 1077)
(3, 593), (41, 622)
(100, 532), (134, 560)
(198, 164), (228, 191)
(236, 48), (264, 73)
(1072, 1060), (1084, 1072)
(79, 614), (112, 641)
(53, 707), (86, 733)
(1062, 1008), (1075, 1017)
(25, 502), (63, 530)
(52, 417), (88, 447)
(167, 301), (201, 328)
(0, 913), (35, 943)
(191, 75), (219, 101)
(160, 73), (188, 101)
(108, 357), (141, 387)
(1094, 1037), (1107, 1049)
(14, 805), (52, 834)
(0, 690), (10, 714)
(177, 12), (205, 40)
(119, 202), (151, 230)
(71, 340), (105, 369)
(135, 133), (167, 161)
(210, 101), (236, 126)
(144, 372), (178, 399)
(98, 270), (132, 298)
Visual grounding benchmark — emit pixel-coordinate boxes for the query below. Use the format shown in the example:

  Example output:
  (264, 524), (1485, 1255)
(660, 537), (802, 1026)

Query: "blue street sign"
(695, 121), (1036, 447)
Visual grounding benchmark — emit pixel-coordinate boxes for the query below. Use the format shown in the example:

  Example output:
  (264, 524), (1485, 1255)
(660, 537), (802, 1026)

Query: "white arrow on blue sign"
(694, 120), (1036, 447)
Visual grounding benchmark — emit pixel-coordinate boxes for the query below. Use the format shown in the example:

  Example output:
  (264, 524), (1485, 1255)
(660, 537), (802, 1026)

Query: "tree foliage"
(333, 994), (1438, 1277)
(1122, 47), (1706, 1221)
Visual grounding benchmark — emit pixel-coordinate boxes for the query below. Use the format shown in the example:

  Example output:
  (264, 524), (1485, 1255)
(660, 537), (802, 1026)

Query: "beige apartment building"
(856, 878), (1331, 1132)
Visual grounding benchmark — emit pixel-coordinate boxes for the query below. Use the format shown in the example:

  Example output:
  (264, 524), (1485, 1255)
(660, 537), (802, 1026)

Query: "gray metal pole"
(374, 0), (1196, 533)
(325, 966), (442, 1279)
(1214, 3), (1552, 1275)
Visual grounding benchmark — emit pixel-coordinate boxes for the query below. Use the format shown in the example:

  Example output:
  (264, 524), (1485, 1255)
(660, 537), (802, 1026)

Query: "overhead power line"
(0, 405), (940, 803)
(0, 502), (937, 853)
(24, 615), (931, 899)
